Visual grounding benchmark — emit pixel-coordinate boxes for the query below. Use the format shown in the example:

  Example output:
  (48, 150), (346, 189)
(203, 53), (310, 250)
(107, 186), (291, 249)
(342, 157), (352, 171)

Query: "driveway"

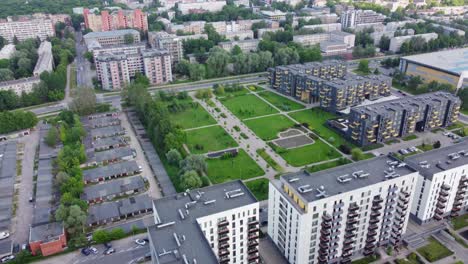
(119, 113), (162, 199)
(259, 236), (288, 264)
(11, 129), (39, 245)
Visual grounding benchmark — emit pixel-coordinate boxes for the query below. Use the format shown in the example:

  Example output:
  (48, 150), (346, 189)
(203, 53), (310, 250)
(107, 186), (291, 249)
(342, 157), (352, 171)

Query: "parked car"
(87, 247), (97, 254)
(0, 232), (9, 240)
(104, 242), (112, 249)
(135, 239), (146, 246)
(0, 255), (14, 263)
(81, 248), (91, 256)
(104, 248), (115, 255)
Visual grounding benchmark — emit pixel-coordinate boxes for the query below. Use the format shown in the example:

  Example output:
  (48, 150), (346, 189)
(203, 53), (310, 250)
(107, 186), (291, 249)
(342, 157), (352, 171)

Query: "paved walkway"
(193, 95), (293, 179)
(120, 112), (162, 199)
(11, 130), (39, 245)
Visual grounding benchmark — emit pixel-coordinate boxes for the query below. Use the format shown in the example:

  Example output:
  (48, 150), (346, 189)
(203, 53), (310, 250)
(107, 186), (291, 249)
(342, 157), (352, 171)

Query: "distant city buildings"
(219, 39), (260, 53)
(269, 155), (418, 263)
(0, 15), (55, 42)
(83, 9), (148, 32)
(347, 92), (460, 146)
(388, 33), (438, 52)
(399, 47), (468, 89)
(340, 8), (387, 29)
(148, 181), (260, 264)
(292, 31), (355, 50)
(178, 0), (227, 14)
(83, 29), (141, 50)
(95, 45), (172, 90)
(148, 31), (183, 66)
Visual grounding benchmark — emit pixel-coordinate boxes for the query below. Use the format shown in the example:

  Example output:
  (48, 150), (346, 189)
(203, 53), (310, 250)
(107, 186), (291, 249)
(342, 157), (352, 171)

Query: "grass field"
(220, 94), (278, 119)
(270, 140), (341, 167)
(417, 237), (453, 262)
(206, 149), (264, 183)
(403, 134), (418, 141)
(258, 91), (305, 111)
(245, 178), (269, 201)
(451, 214), (468, 230)
(169, 102), (217, 129)
(307, 158), (352, 173)
(256, 148), (283, 172)
(288, 108), (353, 148)
(244, 114), (296, 140)
(186, 125), (238, 154)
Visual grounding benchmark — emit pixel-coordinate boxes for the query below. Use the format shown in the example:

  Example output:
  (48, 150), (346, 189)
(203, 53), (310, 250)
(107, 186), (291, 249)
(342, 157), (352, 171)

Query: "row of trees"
(394, 73), (456, 94)
(0, 38), (39, 81)
(123, 81), (210, 191)
(0, 34), (75, 111)
(0, 110), (37, 134)
(53, 111), (88, 248)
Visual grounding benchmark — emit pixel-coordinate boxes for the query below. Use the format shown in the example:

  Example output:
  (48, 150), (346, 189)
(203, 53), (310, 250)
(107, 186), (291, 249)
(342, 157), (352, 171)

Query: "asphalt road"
(75, 31), (94, 88)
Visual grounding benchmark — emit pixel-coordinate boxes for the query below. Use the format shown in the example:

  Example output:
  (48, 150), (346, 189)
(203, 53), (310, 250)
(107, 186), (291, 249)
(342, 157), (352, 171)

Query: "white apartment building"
(0, 44), (15, 60)
(148, 31), (183, 66)
(0, 17), (55, 42)
(167, 21), (206, 34)
(83, 29), (141, 50)
(91, 43), (147, 62)
(219, 39), (260, 53)
(389, 33), (438, 52)
(0, 77), (41, 95)
(148, 181), (260, 264)
(95, 46), (172, 90)
(303, 23), (342, 32)
(406, 142), (468, 224)
(268, 155), (418, 264)
(223, 30), (254, 41)
(293, 33), (330, 46)
(177, 0), (226, 14)
(340, 9), (387, 29)
(33, 41), (53, 76)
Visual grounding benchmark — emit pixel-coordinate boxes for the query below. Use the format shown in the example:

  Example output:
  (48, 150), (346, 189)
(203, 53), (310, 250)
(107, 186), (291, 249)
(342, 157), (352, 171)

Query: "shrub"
(339, 144), (352, 154)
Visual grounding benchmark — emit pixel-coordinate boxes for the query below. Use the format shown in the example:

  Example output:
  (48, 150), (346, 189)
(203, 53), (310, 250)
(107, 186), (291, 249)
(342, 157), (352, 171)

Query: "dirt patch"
(279, 128), (302, 138)
(272, 135), (314, 149)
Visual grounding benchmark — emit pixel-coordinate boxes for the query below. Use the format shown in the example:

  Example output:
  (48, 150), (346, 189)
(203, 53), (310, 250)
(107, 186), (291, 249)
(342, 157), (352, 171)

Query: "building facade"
(268, 156), (418, 263)
(95, 47), (172, 90)
(346, 92), (460, 146)
(83, 9), (148, 32)
(340, 9), (387, 29)
(148, 31), (183, 66)
(406, 142), (468, 224)
(148, 181), (260, 264)
(83, 29), (141, 50)
(219, 39), (260, 53)
(389, 33), (438, 52)
(0, 16), (55, 42)
(0, 77), (41, 95)
(268, 61), (391, 112)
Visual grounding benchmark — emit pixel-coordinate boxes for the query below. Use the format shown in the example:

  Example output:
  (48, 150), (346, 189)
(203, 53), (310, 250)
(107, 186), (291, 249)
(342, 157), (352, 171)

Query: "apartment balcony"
(435, 208), (444, 215)
(434, 214), (443, 221)
(219, 248), (230, 256)
(439, 190), (449, 197)
(320, 235), (331, 243)
(372, 204), (383, 211)
(218, 220), (229, 227)
(438, 196), (448, 203)
(348, 211), (359, 219)
(248, 240), (259, 247)
(453, 200), (463, 207)
(248, 253), (259, 261)
(363, 248), (375, 256)
(219, 241), (229, 249)
(368, 230), (377, 237)
(441, 184), (451, 191)
(341, 256), (352, 263)
(400, 191), (410, 199)
(218, 227), (229, 235)
(344, 238), (355, 245)
(369, 218), (380, 225)
(219, 255), (230, 263)
(345, 225), (357, 233)
(368, 224), (378, 230)
(436, 202), (446, 209)
(248, 247), (258, 255)
(248, 219), (259, 226)
(374, 196), (384, 203)
(248, 233), (259, 240)
(321, 229), (331, 236)
(219, 234), (229, 242)
(371, 211), (382, 218)
(451, 206), (461, 212)
(347, 218), (358, 225)
(366, 237), (377, 244)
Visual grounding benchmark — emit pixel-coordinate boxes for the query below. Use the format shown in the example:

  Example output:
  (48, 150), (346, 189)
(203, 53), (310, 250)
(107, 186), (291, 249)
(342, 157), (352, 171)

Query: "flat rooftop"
(148, 180), (257, 264)
(83, 29), (139, 39)
(405, 140), (468, 180)
(402, 47), (468, 75)
(279, 155), (416, 203)
(29, 222), (64, 243)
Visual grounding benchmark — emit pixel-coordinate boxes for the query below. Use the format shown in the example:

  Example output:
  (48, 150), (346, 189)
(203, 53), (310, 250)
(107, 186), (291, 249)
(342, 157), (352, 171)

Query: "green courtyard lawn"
(417, 237), (453, 262)
(245, 178), (269, 201)
(288, 108), (354, 148)
(403, 134), (418, 141)
(258, 91), (305, 111)
(270, 140), (341, 167)
(169, 102), (216, 129)
(451, 214), (468, 230)
(206, 149), (264, 184)
(186, 125), (238, 154)
(244, 114), (296, 140)
(306, 158), (352, 173)
(220, 94), (278, 119)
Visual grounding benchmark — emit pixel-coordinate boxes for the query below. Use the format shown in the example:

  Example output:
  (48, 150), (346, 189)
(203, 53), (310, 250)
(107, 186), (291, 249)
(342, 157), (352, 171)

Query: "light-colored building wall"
(389, 33), (438, 52)
(0, 77), (41, 95)
(0, 17), (55, 42)
(33, 41), (53, 76)
(83, 9), (148, 32)
(219, 39), (260, 53)
(178, 1), (226, 14)
(223, 30), (254, 40)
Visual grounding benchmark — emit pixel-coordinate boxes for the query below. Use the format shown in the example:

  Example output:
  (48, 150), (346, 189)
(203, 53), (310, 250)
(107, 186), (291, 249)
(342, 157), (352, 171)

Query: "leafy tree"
(180, 170), (202, 190)
(408, 76), (423, 89)
(0, 110), (38, 134)
(231, 45), (242, 56)
(69, 88), (97, 116)
(45, 127), (59, 147)
(93, 229), (110, 244)
(0, 68), (14, 81)
(124, 33), (135, 44)
(433, 140), (441, 149)
(55, 204), (86, 235)
(274, 47), (299, 66)
(166, 149), (182, 165)
(179, 154), (207, 175)
(379, 35), (391, 51)
(299, 46), (322, 63)
(358, 60), (370, 74)
(206, 47), (230, 78)
(84, 51), (94, 64)
(351, 148), (365, 161)
(54, 171), (70, 187)
(458, 88), (468, 112)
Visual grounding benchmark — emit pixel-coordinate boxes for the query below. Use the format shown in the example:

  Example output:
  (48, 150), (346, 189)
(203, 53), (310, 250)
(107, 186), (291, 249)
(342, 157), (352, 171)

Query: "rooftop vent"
(178, 209), (185, 220)
(396, 162), (406, 168)
(288, 177), (300, 183)
(419, 161), (428, 165)
(298, 184), (313, 193)
(448, 153), (460, 160)
(225, 189), (244, 199)
(337, 174), (352, 183)
(157, 221), (175, 229)
(387, 160), (398, 166)
(352, 170), (369, 179)
(185, 201), (196, 209)
(316, 186), (327, 198)
(203, 199), (216, 205)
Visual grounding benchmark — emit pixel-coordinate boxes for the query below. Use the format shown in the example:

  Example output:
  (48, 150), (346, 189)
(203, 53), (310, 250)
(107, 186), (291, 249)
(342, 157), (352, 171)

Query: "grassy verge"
(168, 101), (217, 129)
(402, 134), (418, 141)
(186, 125), (238, 154)
(258, 91), (305, 111)
(451, 214), (468, 230)
(244, 114), (296, 140)
(417, 237), (453, 262)
(206, 149), (264, 183)
(245, 178), (269, 201)
(269, 140), (341, 167)
(306, 158), (351, 173)
(351, 254), (380, 264)
(256, 148), (283, 172)
(447, 121), (465, 130)
(220, 94), (278, 119)
(446, 229), (468, 248)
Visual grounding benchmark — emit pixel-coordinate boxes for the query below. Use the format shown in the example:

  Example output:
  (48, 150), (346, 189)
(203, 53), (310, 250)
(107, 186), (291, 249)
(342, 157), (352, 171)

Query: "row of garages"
(0, 141), (17, 258)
